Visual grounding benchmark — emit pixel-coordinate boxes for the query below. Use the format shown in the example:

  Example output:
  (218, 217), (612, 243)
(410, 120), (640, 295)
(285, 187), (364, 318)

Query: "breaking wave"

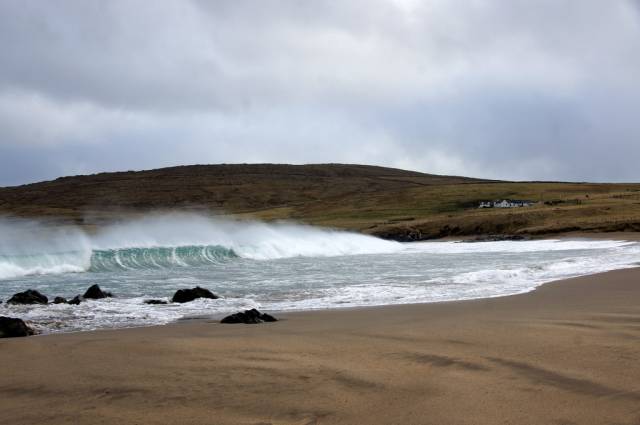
(0, 214), (401, 279)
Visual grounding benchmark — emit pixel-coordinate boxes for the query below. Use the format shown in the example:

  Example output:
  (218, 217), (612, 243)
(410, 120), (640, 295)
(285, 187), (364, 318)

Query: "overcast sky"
(1, 0), (639, 185)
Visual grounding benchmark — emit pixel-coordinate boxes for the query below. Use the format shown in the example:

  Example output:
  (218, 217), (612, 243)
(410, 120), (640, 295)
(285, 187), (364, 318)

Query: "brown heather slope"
(0, 163), (639, 239)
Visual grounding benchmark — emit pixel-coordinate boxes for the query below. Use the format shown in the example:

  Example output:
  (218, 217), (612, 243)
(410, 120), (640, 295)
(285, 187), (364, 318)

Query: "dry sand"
(1, 268), (640, 425)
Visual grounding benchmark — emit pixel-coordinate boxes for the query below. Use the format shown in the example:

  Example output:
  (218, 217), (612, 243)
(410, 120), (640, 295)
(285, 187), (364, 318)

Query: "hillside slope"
(1, 163), (639, 239)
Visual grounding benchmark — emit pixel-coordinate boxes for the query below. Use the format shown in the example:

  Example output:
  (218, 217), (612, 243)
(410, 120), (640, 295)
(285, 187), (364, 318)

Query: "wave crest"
(89, 245), (238, 271)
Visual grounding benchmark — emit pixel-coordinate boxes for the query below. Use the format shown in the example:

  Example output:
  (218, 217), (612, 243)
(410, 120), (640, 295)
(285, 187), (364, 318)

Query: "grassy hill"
(1, 163), (639, 240)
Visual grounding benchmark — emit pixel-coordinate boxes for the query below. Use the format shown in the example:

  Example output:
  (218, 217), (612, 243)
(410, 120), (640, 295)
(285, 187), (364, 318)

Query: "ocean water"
(1, 214), (639, 334)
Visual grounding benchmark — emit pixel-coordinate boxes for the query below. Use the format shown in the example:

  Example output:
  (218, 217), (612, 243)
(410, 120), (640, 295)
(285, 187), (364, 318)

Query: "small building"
(479, 199), (534, 209)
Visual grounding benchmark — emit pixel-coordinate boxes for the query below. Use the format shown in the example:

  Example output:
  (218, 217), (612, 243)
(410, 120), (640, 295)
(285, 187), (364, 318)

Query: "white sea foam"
(404, 239), (635, 254)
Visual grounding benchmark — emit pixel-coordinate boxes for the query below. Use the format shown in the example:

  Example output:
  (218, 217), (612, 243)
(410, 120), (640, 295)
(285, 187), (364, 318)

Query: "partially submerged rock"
(82, 284), (112, 299)
(144, 299), (168, 305)
(221, 309), (278, 324)
(0, 316), (35, 338)
(7, 289), (48, 305)
(68, 295), (82, 305)
(53, 297), (67, 304)
(172, 287), (218, 303)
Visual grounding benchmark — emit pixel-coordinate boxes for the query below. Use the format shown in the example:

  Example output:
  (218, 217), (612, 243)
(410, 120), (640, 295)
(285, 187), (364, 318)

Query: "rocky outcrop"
(220, 309), (278, 324)
(82, 284), (112, 299)
(0, 317), (35, 338)
(53, 297), (68, 304)
(7, 289), (48, 305)
(171, 287), (218, 303)
(144, 299), (168, 305)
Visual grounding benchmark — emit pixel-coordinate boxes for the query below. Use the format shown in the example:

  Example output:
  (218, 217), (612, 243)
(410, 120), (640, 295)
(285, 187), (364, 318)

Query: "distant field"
(1, 164), (639, 240)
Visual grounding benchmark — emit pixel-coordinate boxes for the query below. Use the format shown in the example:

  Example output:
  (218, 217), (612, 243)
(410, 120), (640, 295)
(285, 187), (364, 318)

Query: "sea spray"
(90, 214), (402, 260)
(0, 218), (91, 279)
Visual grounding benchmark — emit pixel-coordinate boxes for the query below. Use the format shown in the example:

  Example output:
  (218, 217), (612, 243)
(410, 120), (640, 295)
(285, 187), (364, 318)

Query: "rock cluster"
(1, 285), (271, 337)
(1, 285), (114, 338)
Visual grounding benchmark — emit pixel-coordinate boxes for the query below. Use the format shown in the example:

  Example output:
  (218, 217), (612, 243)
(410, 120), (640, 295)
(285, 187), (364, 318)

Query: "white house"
(479, 199), (533, 208)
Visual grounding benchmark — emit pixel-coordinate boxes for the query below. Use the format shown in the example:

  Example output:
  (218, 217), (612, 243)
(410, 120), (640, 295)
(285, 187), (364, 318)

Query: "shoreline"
(2, 267), (640, 424)
(20, 264), (640, 340)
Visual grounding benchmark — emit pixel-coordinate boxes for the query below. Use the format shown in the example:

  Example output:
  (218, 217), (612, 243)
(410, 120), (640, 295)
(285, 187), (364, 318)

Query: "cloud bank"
(1, 0), (639, 185)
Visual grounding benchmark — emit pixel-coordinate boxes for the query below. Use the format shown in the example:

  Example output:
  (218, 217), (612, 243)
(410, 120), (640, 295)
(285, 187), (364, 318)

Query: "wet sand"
(1, 268), (640, 424)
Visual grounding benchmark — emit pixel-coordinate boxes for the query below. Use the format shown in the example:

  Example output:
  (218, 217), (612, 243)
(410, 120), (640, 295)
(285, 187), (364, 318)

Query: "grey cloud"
(0, 0), (639, 185)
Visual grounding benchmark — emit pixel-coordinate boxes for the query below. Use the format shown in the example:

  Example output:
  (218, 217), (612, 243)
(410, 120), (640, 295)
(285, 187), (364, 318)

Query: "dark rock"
(53, 297), (67, 304)
(7, 289), (48, 305)
(144, 299), (168, 305)
(82, 284), (112, 299)
(221, 309), (278, 324)
(260, 312), (278, 322)
(68, 295), (82, 305)
(171, 287), (219, 303)
(0, 316), (35, 338)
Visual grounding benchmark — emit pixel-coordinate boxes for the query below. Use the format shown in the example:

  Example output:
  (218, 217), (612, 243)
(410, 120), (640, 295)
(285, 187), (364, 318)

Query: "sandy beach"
(1, 267), (640, 425)
(2, 1), (640, 423)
